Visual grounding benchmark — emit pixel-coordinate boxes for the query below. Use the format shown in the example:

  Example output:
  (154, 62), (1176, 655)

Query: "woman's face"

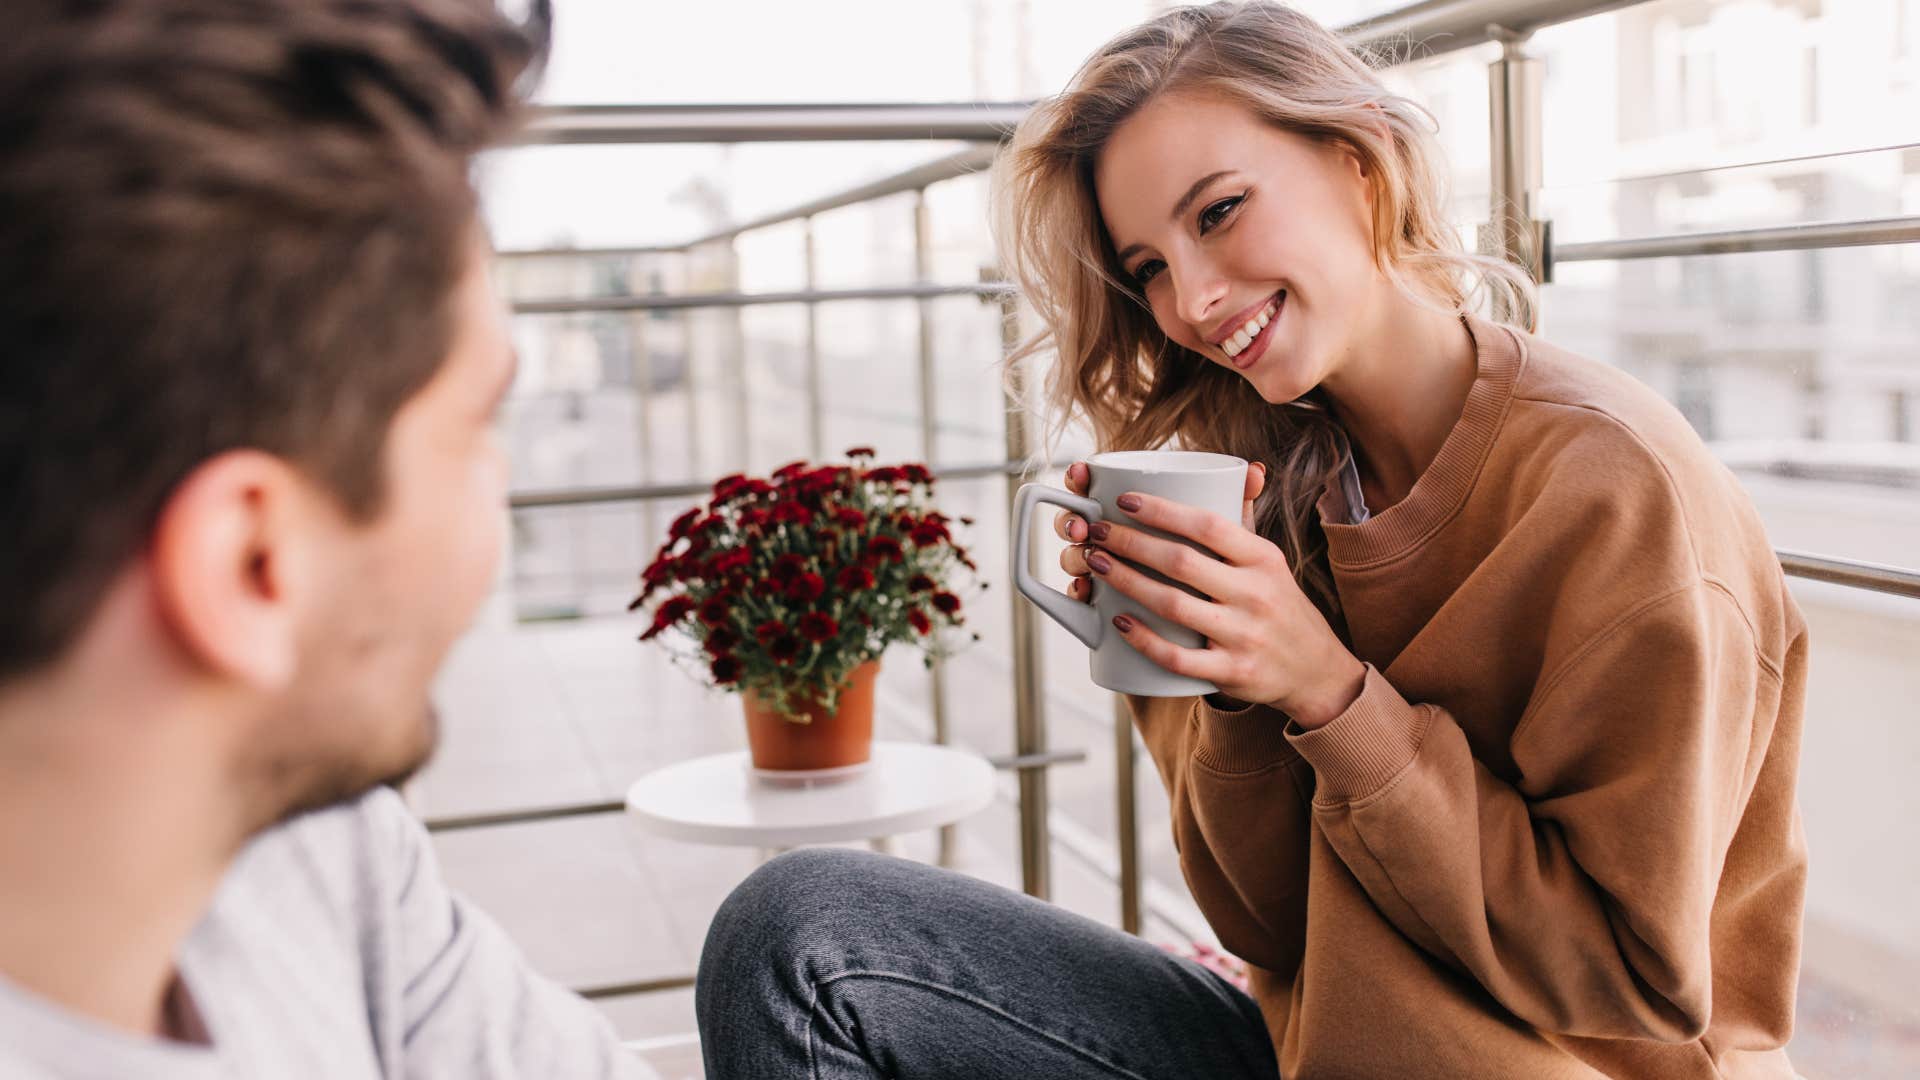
(1094, 91), (1382, 404)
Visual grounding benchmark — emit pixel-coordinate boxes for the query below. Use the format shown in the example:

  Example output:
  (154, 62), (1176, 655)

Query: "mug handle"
(1012, 483), (1104, 649)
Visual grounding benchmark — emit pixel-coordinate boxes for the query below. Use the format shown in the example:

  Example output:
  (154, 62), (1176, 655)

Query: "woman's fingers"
(1058, 543), (1091, 578)
(1053, 509), (1086, 543)
(1241, 462), (1267, 532)
(1053, 465), (1092, 542)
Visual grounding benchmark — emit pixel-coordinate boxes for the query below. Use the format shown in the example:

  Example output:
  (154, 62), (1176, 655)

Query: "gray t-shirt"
(0, 788), (658, 1079)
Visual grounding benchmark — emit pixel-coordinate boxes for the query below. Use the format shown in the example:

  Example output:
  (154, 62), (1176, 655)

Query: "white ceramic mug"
(1013, 450), (1248, 696)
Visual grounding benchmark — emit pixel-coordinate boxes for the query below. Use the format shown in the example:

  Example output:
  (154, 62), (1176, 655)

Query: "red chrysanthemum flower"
(909, 521), (949, 547)
(836, 565), (876, 592)
(907, 574), (936, 593)
(932, 591), (962, 615)
(845, 446), (877, 459)
(769, 634), (802, 664)
(866, 536), (904, 563)
(754, 620), (786, 643)
(907, 609), (932, 635)
(784, 572), (826, 603)
(698, 595), (732, 627)
(640, 595), (697, 641)
(834, 507), (867, 529)
(770, 553), (808, 583)
(798, 612), (839, 643)
(771, 501), (815, 526)
(668, 507), (702, 539)
(704, 625), (741, 655)
(709, 655), (743, 684)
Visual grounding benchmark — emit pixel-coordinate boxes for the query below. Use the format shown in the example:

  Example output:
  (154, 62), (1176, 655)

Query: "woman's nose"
(1170, 257), (1229, 329)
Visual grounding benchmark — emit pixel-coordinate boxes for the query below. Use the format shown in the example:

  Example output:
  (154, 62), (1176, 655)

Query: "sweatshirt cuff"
(1284, 665), (1429, 803)
(1192, 696), (1299, 774)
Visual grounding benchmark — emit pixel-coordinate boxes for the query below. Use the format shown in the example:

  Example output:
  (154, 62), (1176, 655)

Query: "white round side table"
(624, 740), (997, 852)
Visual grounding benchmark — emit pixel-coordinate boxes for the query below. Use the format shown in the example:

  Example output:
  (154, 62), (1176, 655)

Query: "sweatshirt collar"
(1318, 312), (1525, 569)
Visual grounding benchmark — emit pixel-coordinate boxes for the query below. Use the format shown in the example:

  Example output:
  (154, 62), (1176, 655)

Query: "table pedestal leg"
(868, 835), (895, 856)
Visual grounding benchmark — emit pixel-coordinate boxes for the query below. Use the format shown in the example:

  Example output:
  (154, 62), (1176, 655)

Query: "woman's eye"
(1198, 195), (1243, 233)
(1131, 259), (1165, 287)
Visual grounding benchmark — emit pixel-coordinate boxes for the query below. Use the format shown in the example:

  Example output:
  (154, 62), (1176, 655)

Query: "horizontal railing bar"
(509, 471), (1920, 602)
(1778, 549), (1920, 600)
(684, 145), (1001, 248)
(496, 243), (685, 260)
(519, 102), (1029, 146)
(512, 282), (1014, 315)
(509, 457), (1073, 510)
(1340, 0), (1648, 65)
(497, 146), (1000, 258)
(1554, 216), (1920, 263)
(1553, 139), (1920, 193)
(423, 800), (625, 833)
(989, 749), (1089, 771)
(577, 974), (697, 1000)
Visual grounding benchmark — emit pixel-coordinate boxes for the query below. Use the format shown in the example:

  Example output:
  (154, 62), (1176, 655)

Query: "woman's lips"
(1228, 292), (1283, 370)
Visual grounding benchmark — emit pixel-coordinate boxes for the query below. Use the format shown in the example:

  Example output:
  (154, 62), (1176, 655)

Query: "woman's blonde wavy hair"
(993, 0), (1537, 624)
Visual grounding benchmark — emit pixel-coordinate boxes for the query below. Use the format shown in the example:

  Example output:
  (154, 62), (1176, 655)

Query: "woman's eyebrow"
(1114, 169), (1237, 262)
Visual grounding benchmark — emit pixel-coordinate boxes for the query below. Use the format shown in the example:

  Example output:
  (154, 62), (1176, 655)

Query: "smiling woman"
(993, 1), (1535, 626)
(695, 2), (1814, 1079)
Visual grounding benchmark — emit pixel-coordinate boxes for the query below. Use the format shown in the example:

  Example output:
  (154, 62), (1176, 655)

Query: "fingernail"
(1088, 521), (1110, 542)
(1113, 614), (1134, 633)
(1086, 551), (1113, 574)
(1117, 494), (1143, 513)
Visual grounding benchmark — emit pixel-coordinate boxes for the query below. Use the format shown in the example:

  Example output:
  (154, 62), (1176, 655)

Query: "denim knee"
(697, 849), (887, 1014)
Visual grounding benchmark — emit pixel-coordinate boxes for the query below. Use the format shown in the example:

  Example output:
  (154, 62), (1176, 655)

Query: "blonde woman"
(695, 3), (1807, 1077)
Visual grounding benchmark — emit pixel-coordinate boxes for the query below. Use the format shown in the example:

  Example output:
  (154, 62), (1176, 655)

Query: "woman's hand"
(1052, 460), (1365, 727)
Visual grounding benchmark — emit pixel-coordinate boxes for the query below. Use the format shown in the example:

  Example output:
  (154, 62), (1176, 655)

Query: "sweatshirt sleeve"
(1129, 693), (1316, 976)
(1284, 582), (1785, 1041)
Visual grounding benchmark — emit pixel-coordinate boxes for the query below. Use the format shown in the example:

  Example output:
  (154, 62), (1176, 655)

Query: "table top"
(624, 740), (997, 848)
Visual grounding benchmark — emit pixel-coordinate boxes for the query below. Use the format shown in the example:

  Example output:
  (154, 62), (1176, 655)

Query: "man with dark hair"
(0, 2), (656, 1075)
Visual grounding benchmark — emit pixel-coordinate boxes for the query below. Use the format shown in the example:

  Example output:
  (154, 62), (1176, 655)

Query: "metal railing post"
(997, 281), (1051, 901)
(1115, 695), (1142, 934)
(915, 189), (959, 868)
(628, 296), (657, 547)
(804, 217), (825, 459)
(682, 308), (702, 482)
(1486, 31), (1548, 317)
(725, 240), (751, 471)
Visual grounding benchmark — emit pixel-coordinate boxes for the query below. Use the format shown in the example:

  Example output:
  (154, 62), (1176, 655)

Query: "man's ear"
(148, 451), (319, 690)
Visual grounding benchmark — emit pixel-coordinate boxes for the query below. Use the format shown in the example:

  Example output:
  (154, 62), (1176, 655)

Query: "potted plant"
(630, 447), (983, 773)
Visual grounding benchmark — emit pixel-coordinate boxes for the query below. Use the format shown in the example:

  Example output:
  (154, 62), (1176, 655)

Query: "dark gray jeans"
(695, 848), (1280, 1079)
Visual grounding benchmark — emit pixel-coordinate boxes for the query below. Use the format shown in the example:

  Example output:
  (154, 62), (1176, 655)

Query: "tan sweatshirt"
(1132, 314), (1807, 1079)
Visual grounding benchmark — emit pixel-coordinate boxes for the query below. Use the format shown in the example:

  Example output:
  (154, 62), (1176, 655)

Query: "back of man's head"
(0, 0), (546, 685)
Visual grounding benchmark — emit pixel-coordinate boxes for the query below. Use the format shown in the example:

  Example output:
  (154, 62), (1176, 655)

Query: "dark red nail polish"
(1086, 551), (1112, 574)
(1088, 521), (1110, 542)
(1117, 494), (1143, 512)
(1113, 614), (1134, 633)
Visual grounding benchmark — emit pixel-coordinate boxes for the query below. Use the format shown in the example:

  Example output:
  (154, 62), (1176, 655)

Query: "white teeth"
(1219, 295), (1281, 358)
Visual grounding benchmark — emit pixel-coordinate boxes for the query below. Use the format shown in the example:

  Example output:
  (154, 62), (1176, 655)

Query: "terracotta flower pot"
(742, 660), (879, 772)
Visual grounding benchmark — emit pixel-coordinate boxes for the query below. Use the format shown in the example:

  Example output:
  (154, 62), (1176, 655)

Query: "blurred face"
(247, 242), (515, 820)
(1094, 91), (1382, 404)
